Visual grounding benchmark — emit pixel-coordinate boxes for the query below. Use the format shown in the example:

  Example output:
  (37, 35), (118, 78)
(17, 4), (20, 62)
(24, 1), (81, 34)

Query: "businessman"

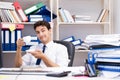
(15, 21), (69, 67)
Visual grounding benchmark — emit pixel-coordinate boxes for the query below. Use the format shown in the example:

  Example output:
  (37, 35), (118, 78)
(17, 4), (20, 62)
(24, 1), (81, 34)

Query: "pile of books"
(86, 34), (120, 77)
(72, 15), (92, 23)
(0, 1), (57, 23)
(26, 4), (57, 22)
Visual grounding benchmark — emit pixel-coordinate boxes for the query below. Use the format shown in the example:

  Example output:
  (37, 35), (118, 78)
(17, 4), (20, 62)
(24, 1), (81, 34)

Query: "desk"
(0, 75), (119, 80)
(0, 67), (119, 80)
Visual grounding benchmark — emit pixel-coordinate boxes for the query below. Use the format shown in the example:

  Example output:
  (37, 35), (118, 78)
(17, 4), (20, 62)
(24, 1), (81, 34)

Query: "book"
(28, 15), (43, 22)
(58, 8), (68, 22)
(0, 1), (14, 9)
(63, 9), (74, 23)
(101, 9), (109, 22)
(24, 2), (44, 15)
(33, 6), (57, 22)
(13, 1), (28, 22)
(96, 9), (107, 22)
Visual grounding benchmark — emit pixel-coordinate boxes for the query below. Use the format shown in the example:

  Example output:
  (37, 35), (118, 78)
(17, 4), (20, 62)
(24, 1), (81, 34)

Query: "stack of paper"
(84, 34), (120, 50)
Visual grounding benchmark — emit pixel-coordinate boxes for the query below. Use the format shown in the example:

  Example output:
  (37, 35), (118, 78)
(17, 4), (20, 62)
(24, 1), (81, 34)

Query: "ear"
(49, 29), (52, 32)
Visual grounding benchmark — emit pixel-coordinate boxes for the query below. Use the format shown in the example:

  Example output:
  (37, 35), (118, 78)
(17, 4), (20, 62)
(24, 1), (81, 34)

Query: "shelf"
(3, 51), (25, 53)
(75, 49), (90, 53)
(58, 22), (110, 25)
(1, 22), (35, 25)
(3, 51), (16, 53)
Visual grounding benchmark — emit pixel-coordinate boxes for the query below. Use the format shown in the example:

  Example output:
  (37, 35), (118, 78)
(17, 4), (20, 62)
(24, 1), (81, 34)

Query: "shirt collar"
(42, 41), (54, 48)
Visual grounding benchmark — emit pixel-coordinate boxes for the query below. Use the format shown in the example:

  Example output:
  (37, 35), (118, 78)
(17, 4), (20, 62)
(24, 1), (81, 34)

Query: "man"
(15, 21), (69, 67)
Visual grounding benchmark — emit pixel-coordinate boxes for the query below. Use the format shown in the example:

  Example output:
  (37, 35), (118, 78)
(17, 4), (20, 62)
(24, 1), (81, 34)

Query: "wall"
(1, 0), (118, 67)
(113, 0), (120, 33)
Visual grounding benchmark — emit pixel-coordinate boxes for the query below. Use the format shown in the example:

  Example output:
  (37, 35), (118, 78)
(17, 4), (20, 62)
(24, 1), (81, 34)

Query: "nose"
(38, 32), (43, 37)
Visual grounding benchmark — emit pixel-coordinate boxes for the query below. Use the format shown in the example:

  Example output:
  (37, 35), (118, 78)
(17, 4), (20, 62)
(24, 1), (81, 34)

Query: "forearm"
(15, 47), (22, 67)
(42, 55), (59, 67)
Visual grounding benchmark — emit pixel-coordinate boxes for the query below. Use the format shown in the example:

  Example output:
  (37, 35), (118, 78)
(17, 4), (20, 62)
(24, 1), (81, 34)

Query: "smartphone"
(46, 71), (71, 77)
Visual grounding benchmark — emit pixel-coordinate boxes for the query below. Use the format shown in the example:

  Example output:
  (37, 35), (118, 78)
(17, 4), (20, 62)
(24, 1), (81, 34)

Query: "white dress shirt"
(22, 41), (69, 67)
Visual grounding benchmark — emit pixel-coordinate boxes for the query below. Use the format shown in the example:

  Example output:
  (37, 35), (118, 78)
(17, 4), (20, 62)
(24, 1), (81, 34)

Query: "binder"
(97, 65), (120, 72)
(24, 2), (44, 15)
(34, 6), (57, 22)
(16, 30), (22, 41)
(72, 39), (82, 46)
(1, 23), (24, 30)
(30, 35), (41, 43)
(89, 44), (120, 50)
(63, 36), (75, 42)
(1, 30), (5, 51)
(88, 50), (120, 64)
(88, 51), (96, 64)
(10, 30), (16, 51)
(16, 24), (24, 30)
(13, 1), (28, 22)
(96, 62), (120, 66)
(15, 30), (22, 49)
(28, 15), (43, 22)
(4, 30), (10, 51)
(22, 45), (31, 51)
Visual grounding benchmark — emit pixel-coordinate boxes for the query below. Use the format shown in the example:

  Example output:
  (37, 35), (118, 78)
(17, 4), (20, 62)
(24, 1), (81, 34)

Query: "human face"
(35, 26), (51, 44)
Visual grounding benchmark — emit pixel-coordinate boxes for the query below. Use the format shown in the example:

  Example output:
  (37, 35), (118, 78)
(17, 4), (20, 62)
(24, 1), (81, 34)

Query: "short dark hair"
(34, 21), (51, 30)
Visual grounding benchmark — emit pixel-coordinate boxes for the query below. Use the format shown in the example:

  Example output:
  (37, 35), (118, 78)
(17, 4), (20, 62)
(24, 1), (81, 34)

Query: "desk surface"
(0, 67), (120, 80)
(0, 75), (119, 80)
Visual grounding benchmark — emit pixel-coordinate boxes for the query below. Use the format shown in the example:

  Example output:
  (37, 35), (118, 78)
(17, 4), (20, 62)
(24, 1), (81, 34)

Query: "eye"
(36, 31), (39, 34)
(41, 28), (46, 32)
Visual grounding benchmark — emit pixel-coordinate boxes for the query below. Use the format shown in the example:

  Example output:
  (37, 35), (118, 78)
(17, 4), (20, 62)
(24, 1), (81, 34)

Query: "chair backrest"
(54, 40), (75, 66)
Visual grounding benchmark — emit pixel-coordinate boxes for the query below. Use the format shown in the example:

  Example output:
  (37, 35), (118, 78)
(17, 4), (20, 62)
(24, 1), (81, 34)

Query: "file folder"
(97, 65), (120, 72)
(4, 30), (10, 51)
(16, 24), (24, 30)
(15, 30), (22, 49)
(24, 2), (44, 15)
(13, 1), (28, 22)
(63, 36), (75, 42)
(10, 30), (16, 51)
(72, 39), (82, 46)
(1, 30), (5, 51)
(34, 6), (57, 22)
(15, 30), (22, 41)
(1, 23), (24, 30)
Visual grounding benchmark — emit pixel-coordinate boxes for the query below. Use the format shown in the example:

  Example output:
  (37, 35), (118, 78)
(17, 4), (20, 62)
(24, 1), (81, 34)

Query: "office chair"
(54, 40), (75, 66)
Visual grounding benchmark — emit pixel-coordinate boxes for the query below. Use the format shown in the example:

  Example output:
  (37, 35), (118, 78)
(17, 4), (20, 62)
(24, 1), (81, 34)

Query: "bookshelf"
(0, 0), (54, 67)
(55, 0), (113, 40)
(51, 0), (113, 66)
(0, 0), (54, 51)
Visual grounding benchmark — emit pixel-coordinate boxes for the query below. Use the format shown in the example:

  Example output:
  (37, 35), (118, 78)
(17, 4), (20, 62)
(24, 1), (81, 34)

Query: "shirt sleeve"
(56, 44), (70, 67)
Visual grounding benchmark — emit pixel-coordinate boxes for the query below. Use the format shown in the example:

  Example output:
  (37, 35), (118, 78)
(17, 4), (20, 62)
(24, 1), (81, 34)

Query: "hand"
(16, 38), (25, 49)
(28, 50), (44, 59)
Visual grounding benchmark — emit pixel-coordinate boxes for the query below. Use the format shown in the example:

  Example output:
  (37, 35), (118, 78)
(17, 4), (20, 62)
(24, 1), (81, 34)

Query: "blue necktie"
(36, 45), (46, 65)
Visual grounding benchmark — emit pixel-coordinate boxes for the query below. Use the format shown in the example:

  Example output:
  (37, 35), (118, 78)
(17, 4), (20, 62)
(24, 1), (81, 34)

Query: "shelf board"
(3, 51), (25, 53)
(75, 49), (90, 53)
(1, 22), (35, 25)
(3, 51), (16, 53)
(58, 22), (110, 25)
